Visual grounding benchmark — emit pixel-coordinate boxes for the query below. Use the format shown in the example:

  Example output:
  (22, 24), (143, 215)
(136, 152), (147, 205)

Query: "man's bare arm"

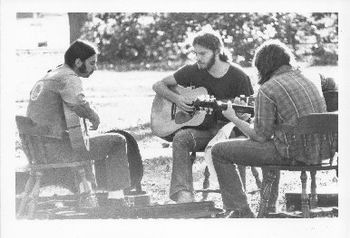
(152, 75), (194, 112)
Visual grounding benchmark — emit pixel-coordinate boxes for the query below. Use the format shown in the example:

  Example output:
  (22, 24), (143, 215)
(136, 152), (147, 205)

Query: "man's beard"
(198, 54), (216, 71)
(78, 63), (93, 77)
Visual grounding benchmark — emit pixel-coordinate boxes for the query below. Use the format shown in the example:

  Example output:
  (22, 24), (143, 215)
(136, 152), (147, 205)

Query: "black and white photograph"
(1, 0), (349, 237)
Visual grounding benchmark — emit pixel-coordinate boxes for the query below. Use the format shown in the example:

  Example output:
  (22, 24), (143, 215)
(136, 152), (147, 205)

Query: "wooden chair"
(257, 112), (338, 218)
(16, 115), (94, 219)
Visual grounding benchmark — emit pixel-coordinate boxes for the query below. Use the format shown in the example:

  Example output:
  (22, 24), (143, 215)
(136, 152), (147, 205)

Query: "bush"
(81, 13), (338, 70)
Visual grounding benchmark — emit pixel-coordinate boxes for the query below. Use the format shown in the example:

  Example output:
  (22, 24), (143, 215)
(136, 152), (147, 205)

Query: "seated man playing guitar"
(152, 30), (254, 203)
(26, 40), (142, 208)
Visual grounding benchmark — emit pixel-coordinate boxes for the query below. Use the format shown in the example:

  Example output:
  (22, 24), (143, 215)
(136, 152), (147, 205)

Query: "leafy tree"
(81, 12), (338, 70)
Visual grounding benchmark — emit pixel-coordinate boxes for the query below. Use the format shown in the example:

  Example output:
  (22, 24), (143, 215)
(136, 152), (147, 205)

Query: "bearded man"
(152, 30), (253, 203)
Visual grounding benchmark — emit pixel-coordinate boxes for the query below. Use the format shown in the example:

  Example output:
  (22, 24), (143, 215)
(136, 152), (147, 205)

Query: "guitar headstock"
(193, 95), (220, 115)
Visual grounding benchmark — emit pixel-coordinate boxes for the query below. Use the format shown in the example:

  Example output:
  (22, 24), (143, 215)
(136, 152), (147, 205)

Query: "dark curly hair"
(253, 39), (296, 85)
(192, 31), (232, 62)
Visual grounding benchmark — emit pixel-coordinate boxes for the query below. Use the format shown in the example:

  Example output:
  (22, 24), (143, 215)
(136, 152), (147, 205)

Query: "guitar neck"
(219, 102), (255, 116)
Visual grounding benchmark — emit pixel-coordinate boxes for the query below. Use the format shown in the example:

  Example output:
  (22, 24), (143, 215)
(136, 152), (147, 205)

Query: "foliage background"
(80, 12), (338, 70)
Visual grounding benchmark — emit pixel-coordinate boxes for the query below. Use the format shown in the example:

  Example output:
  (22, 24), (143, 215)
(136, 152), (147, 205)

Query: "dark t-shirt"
(173, 62), (254, 124)
(173, 63), (253, 100)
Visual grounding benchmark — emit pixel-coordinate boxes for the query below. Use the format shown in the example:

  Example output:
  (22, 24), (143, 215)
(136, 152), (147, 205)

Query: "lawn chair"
(16, 115), (94, 219)
(257, 112), (338, 218)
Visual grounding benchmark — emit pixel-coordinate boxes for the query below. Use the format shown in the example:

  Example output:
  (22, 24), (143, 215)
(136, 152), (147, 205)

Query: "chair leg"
(238, 165), (246, 191)
(300, 170), (310, 218)
(27, 171), (43, 219)
(202, 166), (210, 200)
(251, 167), (262, 189)
(17, 173), (36, 218)
(77, 167), (92, 194)
(310, 170), (318, 209)
(258, 169), (277, 218)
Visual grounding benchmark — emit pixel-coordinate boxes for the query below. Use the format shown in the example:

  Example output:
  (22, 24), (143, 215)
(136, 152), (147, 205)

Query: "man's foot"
(176, 190), (194, 203)
(216, 207), (255, 218)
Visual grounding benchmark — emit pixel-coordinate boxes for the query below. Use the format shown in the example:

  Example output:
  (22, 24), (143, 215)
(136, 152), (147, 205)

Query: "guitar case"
(104, 129), (144, 195)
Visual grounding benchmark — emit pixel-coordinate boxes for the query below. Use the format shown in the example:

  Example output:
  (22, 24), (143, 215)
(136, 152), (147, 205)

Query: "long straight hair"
(253, 39), (296, 85)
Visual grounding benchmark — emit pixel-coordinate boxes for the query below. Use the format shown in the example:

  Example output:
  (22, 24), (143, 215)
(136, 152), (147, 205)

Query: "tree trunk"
(68, 13), (88, 43)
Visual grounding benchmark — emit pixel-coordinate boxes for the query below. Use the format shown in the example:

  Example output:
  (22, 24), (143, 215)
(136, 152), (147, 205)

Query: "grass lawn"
(15, 52), (338, 213)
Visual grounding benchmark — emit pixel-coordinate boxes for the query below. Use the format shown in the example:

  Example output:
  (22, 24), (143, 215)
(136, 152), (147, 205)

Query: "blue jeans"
(170, 126), (223, 201)
(40, 133), (130, 192)
(88, 133), (131, 191)
(212, 138), (286, 210)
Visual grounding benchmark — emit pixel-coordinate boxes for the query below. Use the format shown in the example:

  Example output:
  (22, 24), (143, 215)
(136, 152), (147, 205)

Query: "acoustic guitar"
(150, 85), (254, 138)
(63, 103), (90, 152)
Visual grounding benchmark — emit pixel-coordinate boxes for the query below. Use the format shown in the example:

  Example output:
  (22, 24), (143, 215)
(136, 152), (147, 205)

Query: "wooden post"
(17, 173), (36, 217)
(27, 171), (43, 219)
(300, 170), (310, 218)
(202, 166), (210, 201)
(310, 170), (318, 209)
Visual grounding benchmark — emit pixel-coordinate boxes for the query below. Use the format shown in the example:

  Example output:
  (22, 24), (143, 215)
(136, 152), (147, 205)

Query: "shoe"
(78, 192), (99, 209)
(216, 207), (255, 218)
(176, 190), (194, 203)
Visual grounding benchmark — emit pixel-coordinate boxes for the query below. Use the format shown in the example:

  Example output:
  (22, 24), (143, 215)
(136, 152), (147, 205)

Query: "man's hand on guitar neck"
(233, 97), (251, 121)
(175, 94), (195, 113)
(222, 97), (250, 121)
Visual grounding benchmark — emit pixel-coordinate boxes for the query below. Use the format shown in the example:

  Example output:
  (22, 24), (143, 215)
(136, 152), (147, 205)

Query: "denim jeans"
(212, 138), (286, 210)
(38, 133), (130, 192)
(88, 133), (131, 191)
(169, 126), (221, 201)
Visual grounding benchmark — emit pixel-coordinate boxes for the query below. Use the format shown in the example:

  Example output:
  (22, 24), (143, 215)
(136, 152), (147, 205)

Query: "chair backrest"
(292, 113), (338, 165)
(16, 115), (61, 165)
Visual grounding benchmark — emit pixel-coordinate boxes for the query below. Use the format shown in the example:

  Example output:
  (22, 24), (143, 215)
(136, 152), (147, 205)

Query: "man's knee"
(111, 133), (127, 148)
(211, 144), (221, 160)
(212, 143), (231, 165)
(172, 129), (195, 150)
